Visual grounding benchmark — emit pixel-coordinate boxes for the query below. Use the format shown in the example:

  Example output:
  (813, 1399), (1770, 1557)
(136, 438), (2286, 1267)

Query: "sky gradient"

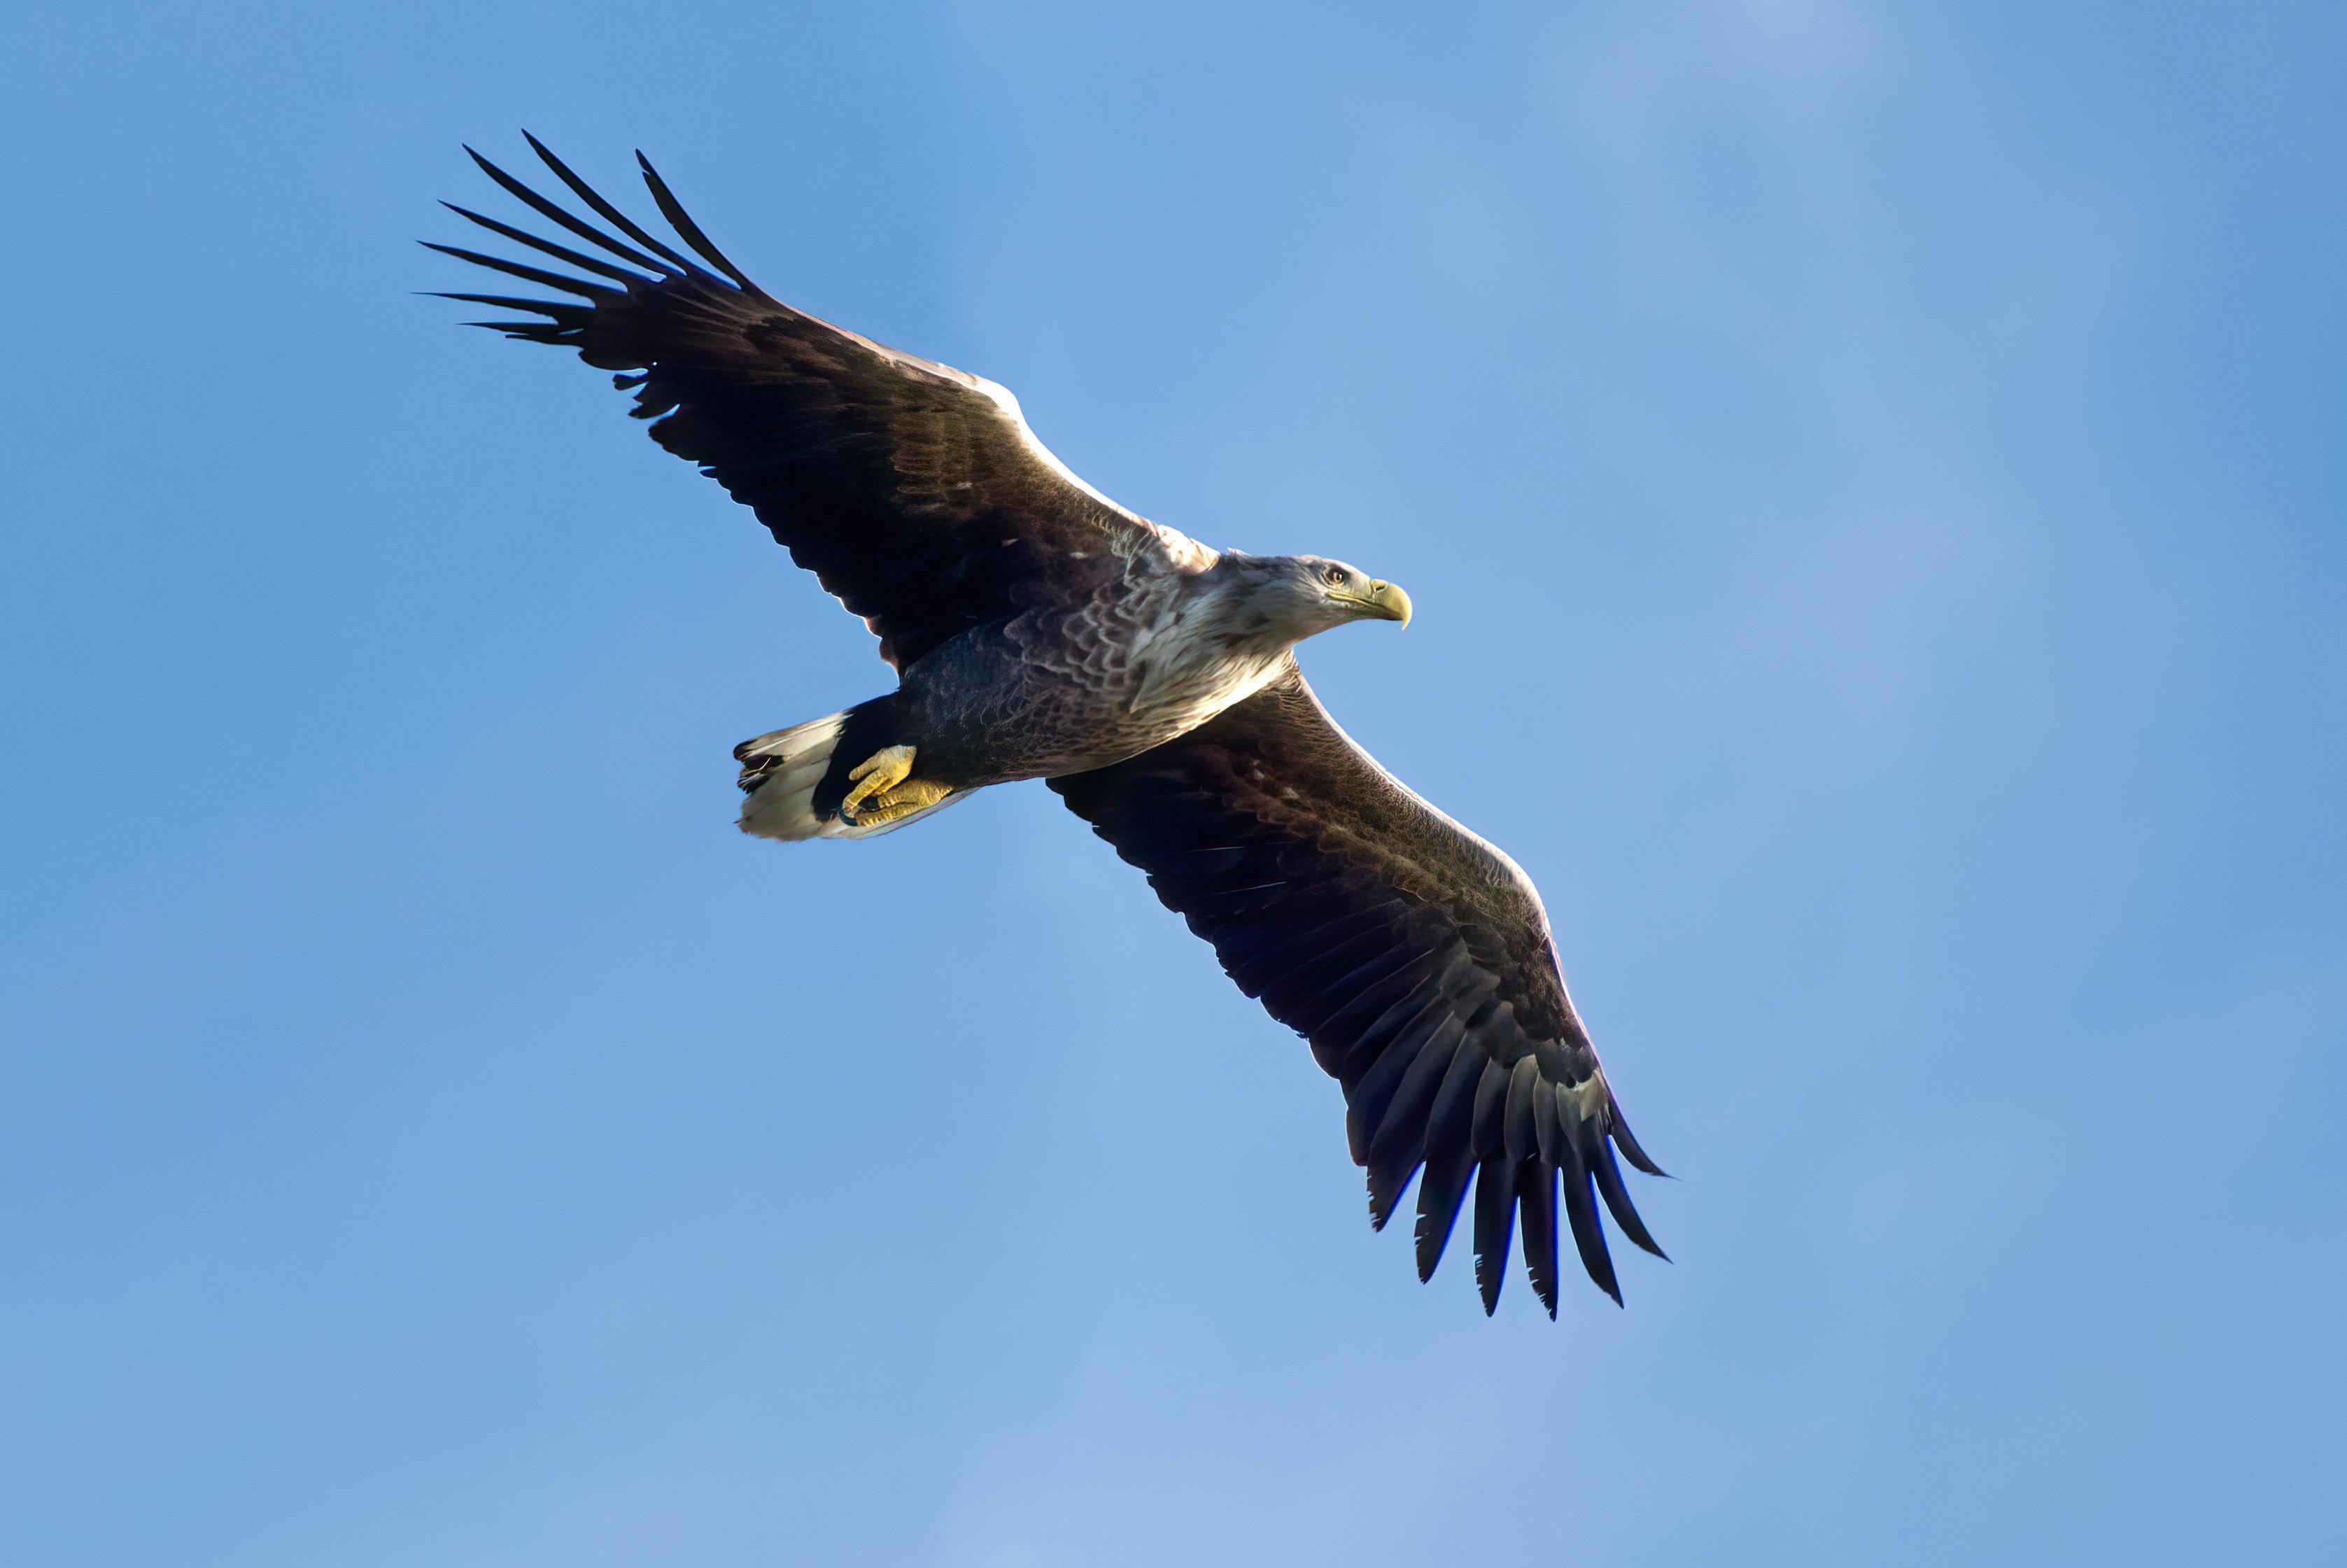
(4, 3), (2343, 1564)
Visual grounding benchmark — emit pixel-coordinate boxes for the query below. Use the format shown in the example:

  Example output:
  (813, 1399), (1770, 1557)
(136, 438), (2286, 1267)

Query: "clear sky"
(4, 3), (2342, 1564)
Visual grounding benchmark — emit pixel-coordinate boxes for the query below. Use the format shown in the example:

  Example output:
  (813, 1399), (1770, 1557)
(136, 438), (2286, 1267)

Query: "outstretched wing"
(1050, 668), (1664, 1315)
(428, 136), (1207, 670)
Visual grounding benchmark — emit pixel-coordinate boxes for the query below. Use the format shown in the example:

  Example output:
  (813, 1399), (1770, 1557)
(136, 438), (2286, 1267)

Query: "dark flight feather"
(1413, 1145), (1476, 1282)
(1052, 669), (1663, 1311)
(522, 132), (700, 275)
(426, 291), (577, 315)
(439, 201), (656, 285)
(1560, 1157), (1621, 1306)
(429, 137), (1183, 672)
(1518, 1159), (1561, 1317)
(418, 241), (610, 299)
(465, 146), (679, 276)
(1472, 1156), (1516, 1313)
(1591, 1137), (1668, 1259)
(635, 151), (758, 289)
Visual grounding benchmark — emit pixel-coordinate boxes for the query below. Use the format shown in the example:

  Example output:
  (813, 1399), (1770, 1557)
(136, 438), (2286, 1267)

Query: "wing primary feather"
(1470, 1057), (1511, 1153)
(1423, 1041), (1487, 1154)
(1591, 1137), (1668, 1259)
(1502, 1056), (1540, 1162)
(522, 132), (702, 276)
(1533, 1080), (1565, 1166)
(1518, 1158), (1561, 1318)
(1472, 1154), (1516, 1314)
(635, 152), (759, 290)
(1560, 1157), (1622, 1305)
(425, 291), (578, 316)
(1365, 1017), (1467, 1175)
(1347, 1010), (1455, 1164)
(439, 200), (656, 284)
(1412, 1147), (1476, 1282)
(1409, 1045), (1486, 1282)
(1607, 1105), (1669, 1178)
(1365, 1159), (1420, 1234)
(463, 145), (679, 276)
(1361, 1028), (1464, 1220)
(1371, 1020), (1472, 1159)
(418, 241), (609, 299)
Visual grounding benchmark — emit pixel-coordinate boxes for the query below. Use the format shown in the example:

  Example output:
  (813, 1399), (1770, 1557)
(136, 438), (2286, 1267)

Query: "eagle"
(429, 137), (1665, 1315)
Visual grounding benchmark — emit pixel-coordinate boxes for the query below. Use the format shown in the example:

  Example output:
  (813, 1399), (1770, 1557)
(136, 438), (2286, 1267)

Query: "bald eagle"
(430, 138), (1665, 1315)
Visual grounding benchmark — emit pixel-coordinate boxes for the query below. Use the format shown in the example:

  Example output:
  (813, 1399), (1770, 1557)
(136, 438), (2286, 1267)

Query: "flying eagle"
(429, 137), (1665, 1315)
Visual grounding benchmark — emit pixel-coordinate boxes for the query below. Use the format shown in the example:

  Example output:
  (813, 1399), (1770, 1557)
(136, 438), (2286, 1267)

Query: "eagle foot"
(839, 745), (951, 826)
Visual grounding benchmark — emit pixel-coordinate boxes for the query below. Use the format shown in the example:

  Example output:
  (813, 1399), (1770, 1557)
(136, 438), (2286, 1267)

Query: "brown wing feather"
(1050, 667), (1664, 1315)
(430, 139), (1202, 670)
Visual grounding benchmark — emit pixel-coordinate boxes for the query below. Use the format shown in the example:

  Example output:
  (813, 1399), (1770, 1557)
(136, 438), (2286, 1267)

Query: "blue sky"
(4, 2), (2342, 1563)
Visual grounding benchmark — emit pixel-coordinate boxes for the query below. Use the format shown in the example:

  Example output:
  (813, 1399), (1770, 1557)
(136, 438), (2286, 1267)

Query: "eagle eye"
(1324, 566), (1347, 586)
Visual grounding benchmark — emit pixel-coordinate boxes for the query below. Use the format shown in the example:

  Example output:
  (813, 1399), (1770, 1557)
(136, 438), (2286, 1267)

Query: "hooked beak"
(1337, 578), (1412, 626)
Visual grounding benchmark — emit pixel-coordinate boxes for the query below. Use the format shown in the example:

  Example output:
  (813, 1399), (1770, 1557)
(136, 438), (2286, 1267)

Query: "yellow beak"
(1342, 578), (1411, 626)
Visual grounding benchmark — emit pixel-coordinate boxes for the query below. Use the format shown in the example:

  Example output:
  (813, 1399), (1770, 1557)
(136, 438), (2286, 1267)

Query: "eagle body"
(752, 552), (1383, 838)
(431, 138), (1666, 1316)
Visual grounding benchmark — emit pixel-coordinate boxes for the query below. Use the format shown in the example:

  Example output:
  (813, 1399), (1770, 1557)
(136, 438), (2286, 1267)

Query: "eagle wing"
(430, 136), (1205, 670)
(1050, 668), (1664, 1314)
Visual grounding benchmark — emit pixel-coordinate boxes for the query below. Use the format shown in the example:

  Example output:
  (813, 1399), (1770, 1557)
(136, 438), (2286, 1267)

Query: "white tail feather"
(734, 712), (968, 841)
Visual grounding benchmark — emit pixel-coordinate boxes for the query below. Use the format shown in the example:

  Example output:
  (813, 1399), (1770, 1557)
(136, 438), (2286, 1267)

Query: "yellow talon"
(840, 744), (915, 821)
(839, 745), (950, 825)
(850, 777), (954, 826)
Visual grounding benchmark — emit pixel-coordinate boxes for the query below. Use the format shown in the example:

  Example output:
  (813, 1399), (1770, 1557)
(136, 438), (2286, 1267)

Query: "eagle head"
(1201, 553), (1413, 649)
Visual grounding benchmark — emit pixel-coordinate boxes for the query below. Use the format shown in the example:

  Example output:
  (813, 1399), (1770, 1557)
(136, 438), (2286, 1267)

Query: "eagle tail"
(733, 702), (966, 841)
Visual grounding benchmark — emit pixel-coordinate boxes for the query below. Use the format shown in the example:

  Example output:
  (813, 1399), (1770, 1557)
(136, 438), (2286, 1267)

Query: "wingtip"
(1609, 1110), (1668, 1178)
(1365, 1165), (1414, 1233)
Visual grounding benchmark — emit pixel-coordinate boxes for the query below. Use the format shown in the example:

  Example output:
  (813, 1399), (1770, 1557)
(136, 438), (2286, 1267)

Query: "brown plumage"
(430, 137), (1664, 1313)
